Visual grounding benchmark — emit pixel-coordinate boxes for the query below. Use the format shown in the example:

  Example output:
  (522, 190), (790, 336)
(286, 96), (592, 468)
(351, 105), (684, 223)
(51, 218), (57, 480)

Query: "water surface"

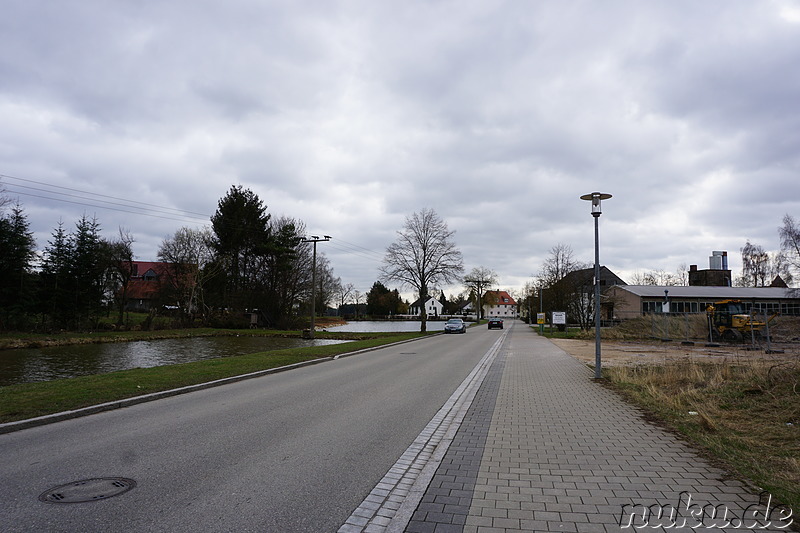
(0, 336), (348, 386)
(325, 320), (450, 332)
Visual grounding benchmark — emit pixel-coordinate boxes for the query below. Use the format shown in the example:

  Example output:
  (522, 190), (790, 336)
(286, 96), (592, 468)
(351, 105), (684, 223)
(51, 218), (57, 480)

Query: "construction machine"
(706, 299), (778, 342)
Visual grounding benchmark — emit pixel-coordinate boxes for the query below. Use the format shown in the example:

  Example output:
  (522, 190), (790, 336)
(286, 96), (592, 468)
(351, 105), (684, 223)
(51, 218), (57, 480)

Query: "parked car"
(444, 318), (467, 334)
(487, 317), (504, 329)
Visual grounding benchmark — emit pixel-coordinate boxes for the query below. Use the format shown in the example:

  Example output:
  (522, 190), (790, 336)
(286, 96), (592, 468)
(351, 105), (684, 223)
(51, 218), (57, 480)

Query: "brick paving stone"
(399, 323), (794, 532)
(402, 336), (508, 533)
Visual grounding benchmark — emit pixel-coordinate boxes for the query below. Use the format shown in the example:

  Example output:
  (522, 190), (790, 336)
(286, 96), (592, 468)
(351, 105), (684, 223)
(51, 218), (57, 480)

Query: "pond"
(0, 336), (349, 387)
(324, 320), (450, 332)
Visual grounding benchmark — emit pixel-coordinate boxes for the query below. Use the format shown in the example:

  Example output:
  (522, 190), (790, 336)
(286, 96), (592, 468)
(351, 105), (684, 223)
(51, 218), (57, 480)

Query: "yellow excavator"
(706, 299), (778, 342)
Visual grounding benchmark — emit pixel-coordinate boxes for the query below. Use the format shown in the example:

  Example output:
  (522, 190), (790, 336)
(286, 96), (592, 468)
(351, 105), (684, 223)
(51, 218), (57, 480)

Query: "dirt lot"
(550, 337), (800, 366)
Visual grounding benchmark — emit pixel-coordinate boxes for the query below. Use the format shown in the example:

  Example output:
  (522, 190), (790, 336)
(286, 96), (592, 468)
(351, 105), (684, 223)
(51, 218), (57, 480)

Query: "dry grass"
(576, 315), (800, 343)
(605, 355), (800, 514)
(551, 316), (800, 517)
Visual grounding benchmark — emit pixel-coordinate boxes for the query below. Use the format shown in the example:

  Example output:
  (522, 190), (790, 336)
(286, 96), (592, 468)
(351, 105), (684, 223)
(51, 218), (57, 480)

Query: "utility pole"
(302, 235), (331, 339)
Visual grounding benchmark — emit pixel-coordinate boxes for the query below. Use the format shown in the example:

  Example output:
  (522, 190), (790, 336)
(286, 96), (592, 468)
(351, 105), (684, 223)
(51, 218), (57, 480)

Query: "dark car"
(487, 317), (503, 329)
(444, 318), (467, 334)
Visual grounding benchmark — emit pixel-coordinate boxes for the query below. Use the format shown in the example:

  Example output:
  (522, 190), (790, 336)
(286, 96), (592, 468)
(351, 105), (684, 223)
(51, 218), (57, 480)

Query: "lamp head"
(580, 192), (612, 216)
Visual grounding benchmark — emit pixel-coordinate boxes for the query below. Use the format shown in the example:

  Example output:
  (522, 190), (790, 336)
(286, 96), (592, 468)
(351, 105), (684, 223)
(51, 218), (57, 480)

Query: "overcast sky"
(2, 0), (800, 300)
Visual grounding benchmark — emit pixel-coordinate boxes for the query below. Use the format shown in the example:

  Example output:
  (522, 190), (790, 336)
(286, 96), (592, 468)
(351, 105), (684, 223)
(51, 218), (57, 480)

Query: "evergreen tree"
(366, 281), (392, 316)
(0, 203), (36, 329)
(70, 215), (106, 328)
(210, 185), (272, 310)
(40, 220), (73, 327)
(262, 217), (306, 327)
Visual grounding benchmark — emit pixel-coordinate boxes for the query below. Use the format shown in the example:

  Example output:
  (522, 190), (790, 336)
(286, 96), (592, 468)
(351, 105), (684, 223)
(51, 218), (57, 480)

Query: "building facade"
(408, 296), (444, 318)
(483, 290), (518, 318)
(605, 285), (800, 320)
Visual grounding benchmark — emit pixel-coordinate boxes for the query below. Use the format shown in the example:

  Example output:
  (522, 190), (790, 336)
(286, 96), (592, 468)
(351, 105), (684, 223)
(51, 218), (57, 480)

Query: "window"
(781, 303), (800, 316)
(642, 301), (662, 313)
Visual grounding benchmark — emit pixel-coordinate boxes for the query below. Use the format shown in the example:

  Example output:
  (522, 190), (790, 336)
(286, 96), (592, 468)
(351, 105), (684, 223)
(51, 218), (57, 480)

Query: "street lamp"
(580, 192), (612, 379)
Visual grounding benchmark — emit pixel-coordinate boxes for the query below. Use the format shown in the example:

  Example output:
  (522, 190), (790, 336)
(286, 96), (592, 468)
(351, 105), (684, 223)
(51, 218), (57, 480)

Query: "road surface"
(0, 325), (506, 532)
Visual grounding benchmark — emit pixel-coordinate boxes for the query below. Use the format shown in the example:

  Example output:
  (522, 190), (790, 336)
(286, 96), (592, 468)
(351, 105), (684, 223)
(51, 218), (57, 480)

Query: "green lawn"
(0, 331), (427, 424)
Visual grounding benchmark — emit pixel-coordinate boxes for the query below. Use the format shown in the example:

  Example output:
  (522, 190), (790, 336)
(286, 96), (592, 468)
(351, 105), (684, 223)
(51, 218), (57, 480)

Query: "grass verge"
(604, 358), (800, 514)
(535, 327), (585, 339)
(0, 332), (426, 424)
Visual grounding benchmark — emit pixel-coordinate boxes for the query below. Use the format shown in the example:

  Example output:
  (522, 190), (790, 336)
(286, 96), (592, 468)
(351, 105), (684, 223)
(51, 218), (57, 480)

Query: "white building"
(408, 296), (444, 317)
(483, 290), (518, 318)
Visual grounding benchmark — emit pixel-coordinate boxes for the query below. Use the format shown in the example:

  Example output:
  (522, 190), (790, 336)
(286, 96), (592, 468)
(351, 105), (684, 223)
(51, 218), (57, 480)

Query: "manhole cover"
(39, 477), (136, 504)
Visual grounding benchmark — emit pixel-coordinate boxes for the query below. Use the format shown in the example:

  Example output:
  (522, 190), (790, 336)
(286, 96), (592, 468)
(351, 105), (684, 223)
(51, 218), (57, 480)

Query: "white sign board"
(552, 311), (567, 325)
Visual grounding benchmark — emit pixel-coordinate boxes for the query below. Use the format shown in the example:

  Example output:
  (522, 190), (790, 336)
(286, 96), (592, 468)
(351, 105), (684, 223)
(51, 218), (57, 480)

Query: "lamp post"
(302, 235), (331, 339)
(580, 192), (612, 379)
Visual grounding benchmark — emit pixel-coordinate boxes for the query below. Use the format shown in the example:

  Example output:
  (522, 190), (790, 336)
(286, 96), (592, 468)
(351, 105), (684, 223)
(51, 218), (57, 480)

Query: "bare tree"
(675, 263), (689, 286)
(537, 244), (590, 329)
(158, 226), (218, 324)
(779, 214), (800, 284)
(0, 179), (10, 212)
(380, 208), (464, 332)
(353, 289), (363, 319)
(737, 239), (793, 287)
(312, 253), (339, 315)
(464, 266), (497, 320)
(740, 240), (770, 287)
(538, 243), (582, 287)
(629, 268), (679, 286)
(106, 228), (136, 326)
(335, 282), (354, 315)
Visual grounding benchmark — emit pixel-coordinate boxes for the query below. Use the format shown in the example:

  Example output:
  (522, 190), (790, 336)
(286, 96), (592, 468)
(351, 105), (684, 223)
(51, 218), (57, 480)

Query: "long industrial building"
(605, 285), (800, 320)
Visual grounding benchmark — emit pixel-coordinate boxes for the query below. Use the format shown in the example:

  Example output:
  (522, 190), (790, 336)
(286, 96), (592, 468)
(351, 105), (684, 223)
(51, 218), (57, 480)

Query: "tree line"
(0, 185), (341, 331)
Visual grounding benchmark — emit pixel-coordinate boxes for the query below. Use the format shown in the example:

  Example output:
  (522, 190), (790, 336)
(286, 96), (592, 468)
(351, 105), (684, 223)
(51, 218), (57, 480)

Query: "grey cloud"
(2, 0), (799, 294)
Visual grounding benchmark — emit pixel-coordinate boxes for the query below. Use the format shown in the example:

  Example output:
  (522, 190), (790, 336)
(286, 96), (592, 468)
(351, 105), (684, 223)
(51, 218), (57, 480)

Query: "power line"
(329, 237), (385, 259)
(0, 173), (211, 219)
(4, 188), (212, 225)
(4, 185), (211, 224)
(1, 172), (392, 271)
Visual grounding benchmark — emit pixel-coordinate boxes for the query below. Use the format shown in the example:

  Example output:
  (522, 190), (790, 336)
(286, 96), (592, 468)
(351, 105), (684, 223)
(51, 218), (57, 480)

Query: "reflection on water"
(0, 336), (348, 386)
(326, 320), (448, 332)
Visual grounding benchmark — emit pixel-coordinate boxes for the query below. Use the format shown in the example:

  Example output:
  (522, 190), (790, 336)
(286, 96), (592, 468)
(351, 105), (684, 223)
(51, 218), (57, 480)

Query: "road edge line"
(338, 327), (510, 533)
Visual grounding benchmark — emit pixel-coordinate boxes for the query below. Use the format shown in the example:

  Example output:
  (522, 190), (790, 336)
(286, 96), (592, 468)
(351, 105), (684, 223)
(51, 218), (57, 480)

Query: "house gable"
(483, 290), (518, 317)
(408, 296), (444, 316)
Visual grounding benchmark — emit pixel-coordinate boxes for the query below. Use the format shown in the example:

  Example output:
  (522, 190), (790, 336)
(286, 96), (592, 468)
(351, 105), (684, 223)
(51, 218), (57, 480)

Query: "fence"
(643, 310), (785, 345)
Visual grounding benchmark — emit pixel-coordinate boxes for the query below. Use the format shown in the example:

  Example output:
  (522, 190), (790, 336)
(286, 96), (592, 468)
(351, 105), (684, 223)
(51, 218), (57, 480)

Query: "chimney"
(710, 251), (727, 270)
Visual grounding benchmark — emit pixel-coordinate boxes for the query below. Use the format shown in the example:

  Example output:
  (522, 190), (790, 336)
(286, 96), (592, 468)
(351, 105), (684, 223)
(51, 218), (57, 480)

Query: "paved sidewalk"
(404, 324), (793, 533)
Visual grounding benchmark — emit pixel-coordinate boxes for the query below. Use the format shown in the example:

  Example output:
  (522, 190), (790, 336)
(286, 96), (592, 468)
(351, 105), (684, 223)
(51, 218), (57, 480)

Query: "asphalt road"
(0, 325), (504, 532)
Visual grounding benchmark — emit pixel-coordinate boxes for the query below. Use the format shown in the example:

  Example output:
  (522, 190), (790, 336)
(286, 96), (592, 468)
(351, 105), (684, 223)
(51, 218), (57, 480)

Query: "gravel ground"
(549, 337), (800, 366)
